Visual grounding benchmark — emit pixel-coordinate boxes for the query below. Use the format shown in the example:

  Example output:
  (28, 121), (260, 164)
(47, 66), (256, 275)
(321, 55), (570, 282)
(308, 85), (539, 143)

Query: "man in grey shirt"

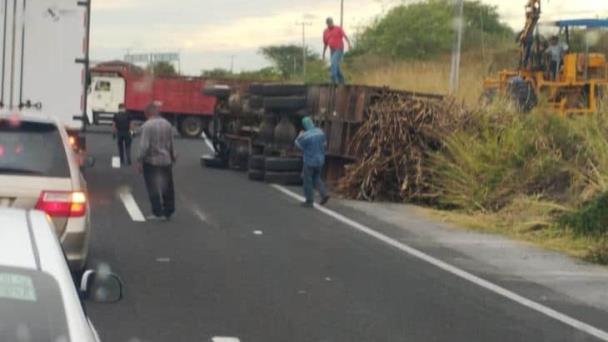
(138, 102), (176, 220)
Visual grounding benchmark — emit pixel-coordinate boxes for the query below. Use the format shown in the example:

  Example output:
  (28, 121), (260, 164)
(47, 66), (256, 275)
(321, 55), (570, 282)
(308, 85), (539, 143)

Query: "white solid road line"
(117, 187), (146, 222)
(271, 184), (608, 341)
(201, 132), (215, 153)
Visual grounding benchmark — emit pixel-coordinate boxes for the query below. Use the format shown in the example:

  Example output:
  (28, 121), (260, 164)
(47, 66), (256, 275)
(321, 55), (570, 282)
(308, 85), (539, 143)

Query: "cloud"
(90, 0), (608, 74)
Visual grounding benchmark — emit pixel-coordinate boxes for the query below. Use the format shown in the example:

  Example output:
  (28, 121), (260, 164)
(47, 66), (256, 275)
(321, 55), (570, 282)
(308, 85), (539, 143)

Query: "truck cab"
(88, 73), (126, 125)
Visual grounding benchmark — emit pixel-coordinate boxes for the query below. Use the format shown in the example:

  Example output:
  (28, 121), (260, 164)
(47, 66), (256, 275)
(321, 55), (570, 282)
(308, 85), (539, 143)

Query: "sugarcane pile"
(336, 92), (468, 202)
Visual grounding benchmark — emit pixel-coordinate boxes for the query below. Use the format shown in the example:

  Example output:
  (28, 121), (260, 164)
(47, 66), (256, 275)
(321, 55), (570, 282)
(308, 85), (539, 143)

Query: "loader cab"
(552, 19), (608, 84)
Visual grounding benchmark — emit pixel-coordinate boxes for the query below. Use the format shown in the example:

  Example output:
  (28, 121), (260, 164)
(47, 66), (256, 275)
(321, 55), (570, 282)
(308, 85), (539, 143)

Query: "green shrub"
(430, 108), (577, 211)
(560, 193), (608, 236)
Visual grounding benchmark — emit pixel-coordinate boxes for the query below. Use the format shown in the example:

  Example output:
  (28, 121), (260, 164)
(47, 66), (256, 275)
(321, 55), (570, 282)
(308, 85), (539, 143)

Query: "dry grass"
(422, 206), (601, 260)
(350, 50), (517, 105)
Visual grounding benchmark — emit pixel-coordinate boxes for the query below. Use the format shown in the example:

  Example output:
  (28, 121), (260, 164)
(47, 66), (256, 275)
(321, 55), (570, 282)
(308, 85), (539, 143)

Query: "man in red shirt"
(323, 17), (351, 84)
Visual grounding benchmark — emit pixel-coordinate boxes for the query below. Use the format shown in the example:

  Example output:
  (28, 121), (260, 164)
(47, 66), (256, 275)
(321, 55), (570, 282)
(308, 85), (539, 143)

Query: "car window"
(0, 120), (70, 178)
(94, 81), (111, 92)
(0, 267), (70, 342)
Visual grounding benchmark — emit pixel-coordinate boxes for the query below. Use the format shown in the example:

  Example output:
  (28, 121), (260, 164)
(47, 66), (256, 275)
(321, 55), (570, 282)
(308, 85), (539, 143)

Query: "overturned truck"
(202, 83), (444, 187)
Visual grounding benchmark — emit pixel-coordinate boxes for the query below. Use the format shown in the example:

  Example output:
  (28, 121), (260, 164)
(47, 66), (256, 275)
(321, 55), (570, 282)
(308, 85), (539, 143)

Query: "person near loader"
(295, 117), (330, 208)
(545, 35), (569, 80)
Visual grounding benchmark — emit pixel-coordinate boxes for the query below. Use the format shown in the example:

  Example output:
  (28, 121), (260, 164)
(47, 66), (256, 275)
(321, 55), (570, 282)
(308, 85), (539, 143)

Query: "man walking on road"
(296, 117), (330, 208)
(138, 103), (176, 221)
(112, 104), (133, 166)
(323, 17), (351, 84)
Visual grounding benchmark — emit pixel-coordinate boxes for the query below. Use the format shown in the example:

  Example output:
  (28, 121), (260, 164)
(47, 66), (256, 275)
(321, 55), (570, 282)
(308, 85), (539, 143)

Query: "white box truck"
(0, 0), (91, 153)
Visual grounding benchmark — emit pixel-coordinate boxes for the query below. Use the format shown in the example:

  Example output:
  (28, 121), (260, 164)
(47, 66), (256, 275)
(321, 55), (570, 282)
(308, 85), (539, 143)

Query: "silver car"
(0, 114), (93, 271)
(0, 208), (122, 341)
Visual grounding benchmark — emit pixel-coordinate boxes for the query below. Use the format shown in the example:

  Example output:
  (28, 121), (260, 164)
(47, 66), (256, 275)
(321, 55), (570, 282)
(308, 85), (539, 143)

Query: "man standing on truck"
(112, 104), (133, 166)
(323, 17), (351, 84)
(295, 117), (330, 208)
(138, 103), (176, 221)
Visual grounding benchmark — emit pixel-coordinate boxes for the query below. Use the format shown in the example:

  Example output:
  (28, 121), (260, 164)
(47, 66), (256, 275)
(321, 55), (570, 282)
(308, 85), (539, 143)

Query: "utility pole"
(449, 0), (465, 95)
(296, 21), (312, 80)
(340, 0), (344, 27)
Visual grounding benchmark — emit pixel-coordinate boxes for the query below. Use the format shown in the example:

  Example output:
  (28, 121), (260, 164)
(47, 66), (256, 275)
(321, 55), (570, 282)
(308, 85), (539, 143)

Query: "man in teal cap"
(295, 117), (330, 207)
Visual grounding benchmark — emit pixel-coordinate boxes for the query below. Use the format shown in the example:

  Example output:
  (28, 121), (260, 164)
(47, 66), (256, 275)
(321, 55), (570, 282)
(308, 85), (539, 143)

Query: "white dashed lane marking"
(117, 187), (146, 222)
(212, 337), (240, 342)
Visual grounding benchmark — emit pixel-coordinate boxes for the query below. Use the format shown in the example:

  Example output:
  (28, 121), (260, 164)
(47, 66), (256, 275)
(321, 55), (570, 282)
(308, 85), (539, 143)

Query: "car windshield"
(0, 267), (70, 342)
(0, 121), (70, 178)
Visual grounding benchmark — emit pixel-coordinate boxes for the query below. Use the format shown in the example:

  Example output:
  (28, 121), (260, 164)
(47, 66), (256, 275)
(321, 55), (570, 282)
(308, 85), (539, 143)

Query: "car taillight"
(35, 191), (87, 217)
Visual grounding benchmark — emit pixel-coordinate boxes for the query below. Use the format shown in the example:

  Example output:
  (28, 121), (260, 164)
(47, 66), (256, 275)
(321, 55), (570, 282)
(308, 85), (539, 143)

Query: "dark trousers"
(143, 163), (175, 218)
(117, 135), (132, 166)
(303, 165), (328, 204)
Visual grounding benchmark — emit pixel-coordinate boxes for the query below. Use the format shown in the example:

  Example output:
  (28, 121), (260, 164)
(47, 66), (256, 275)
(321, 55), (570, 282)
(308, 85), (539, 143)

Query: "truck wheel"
(265, 157), (303, 172)
(248, 169), (265, 182)
(249, 83), (265, 95)
(249, 96), (264, 110)
(250, 83), (307, 97)
(264, 96), (307, 111)
(249, 155), (266, 170)
(264, 171), (303, 185)
(180, 116), (205, 138)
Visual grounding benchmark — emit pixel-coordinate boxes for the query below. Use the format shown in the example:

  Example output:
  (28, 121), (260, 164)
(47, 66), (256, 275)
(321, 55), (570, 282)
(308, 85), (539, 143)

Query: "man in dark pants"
(138, 103), (176, 221)
(112, 104), (133, 166)
(295, 117), (330, 208)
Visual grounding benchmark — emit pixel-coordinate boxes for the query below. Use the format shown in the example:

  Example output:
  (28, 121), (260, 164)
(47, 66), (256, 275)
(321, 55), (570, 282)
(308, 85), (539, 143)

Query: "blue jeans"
(330, 49), (345, 84)
(303, 165), (328, 204)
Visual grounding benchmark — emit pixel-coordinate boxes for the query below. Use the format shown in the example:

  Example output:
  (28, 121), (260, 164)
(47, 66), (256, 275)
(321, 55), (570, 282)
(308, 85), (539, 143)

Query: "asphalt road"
(84, 130), (607, 342)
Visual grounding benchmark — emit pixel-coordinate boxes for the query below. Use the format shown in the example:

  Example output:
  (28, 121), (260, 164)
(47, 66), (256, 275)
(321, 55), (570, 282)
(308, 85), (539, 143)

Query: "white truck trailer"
(0, 0), (91, 152)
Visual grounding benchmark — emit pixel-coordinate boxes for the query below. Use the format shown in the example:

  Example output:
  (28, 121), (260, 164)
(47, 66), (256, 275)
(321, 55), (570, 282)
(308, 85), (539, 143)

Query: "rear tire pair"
(248, 155), (303, 185)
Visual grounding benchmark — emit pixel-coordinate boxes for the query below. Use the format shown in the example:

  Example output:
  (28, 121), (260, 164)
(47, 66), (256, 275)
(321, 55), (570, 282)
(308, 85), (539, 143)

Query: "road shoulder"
(335, 199), (608, 314)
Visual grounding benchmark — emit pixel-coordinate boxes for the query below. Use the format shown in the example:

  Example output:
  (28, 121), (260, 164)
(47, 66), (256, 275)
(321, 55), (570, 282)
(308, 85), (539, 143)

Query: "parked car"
(0, 114), (95, 271)
(0, 208), (122, 341)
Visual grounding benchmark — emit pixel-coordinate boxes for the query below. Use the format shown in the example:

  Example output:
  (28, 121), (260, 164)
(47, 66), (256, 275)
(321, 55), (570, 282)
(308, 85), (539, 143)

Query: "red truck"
(88, 62), (224, 137)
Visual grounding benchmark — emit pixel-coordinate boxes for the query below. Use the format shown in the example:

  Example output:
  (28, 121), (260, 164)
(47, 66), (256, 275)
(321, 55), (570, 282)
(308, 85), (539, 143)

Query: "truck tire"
(201, 154), (227, 169)
(248, 83), (265, 95)
(265, 157), (303, 172)
(203, 84), (231, 98)
(249, 96), (264, 110)
(180, 116), (205, 138)
(249, 155), (266, 170)
(264, 171), (303, 185)
(264, 96), (307, 111)
(248, 169), (265, 182)
(259, 84), (308, 97)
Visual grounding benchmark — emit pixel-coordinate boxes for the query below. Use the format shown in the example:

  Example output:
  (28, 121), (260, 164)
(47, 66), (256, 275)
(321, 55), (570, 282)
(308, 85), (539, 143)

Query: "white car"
(0, 208), (122, 342)
(0, 113), (94, 271)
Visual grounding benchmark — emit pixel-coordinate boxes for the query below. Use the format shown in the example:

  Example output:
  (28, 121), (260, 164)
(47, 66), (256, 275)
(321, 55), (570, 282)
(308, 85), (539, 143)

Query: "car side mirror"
(79, 270), (123, 303)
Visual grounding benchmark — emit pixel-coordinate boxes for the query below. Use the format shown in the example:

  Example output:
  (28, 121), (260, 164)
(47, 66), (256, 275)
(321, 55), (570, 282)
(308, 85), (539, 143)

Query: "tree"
(351, 0), (512, 60)
(202, 68), (233, 78)
(148, 61), (178, 76)
(259, 45), (322, 80)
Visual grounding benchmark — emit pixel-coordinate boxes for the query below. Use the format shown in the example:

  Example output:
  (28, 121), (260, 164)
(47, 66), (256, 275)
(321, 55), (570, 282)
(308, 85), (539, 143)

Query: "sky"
(90, 0), (608, 75)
